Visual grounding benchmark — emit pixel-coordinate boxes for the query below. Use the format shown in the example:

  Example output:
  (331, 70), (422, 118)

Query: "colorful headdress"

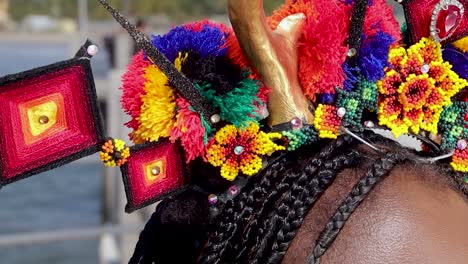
(0, 0), (466, 215)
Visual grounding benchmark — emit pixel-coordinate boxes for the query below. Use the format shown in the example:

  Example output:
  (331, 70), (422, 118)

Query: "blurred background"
(0, 1), (404, 264)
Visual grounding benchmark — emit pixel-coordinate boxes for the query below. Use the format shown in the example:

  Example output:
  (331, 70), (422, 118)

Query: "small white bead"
(457, 140), (467, 150)
(87, 45), (99, 56)
(210, 114), (221, 124)
(421, 63), (430, 74)
(364, 121), (375, 128)
(347, 48), (357, 57)
(337, 107), (347, 118)
(234, 146), (245, 155)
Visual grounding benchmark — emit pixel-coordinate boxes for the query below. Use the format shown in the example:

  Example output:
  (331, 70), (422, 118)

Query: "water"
(0, 40), (109, 263)
(0, 41), (110, 78)
(0, 163), (102, 264)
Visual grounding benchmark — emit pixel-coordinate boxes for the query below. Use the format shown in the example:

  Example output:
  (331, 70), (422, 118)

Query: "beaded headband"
(0, 0), (466, 213)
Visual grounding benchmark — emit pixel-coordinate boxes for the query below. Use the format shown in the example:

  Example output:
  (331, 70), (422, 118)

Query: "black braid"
(308, 152), (408, 264)
(199, 153), (297, 264)
(236, 136), (358, 262)
(200, 135), (357, 264)
(263, 150), (361, 264)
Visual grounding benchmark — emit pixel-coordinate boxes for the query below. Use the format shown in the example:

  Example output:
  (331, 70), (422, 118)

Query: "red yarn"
(121, 51), (151, 135)
(124, 141), (186, 208)
(297, 0), (351, 99)
(229, 0), (401, 101)
(170, 97), (206, 162)
(364, 0), (401, 42)
(184, 19), (232, 34)
(0, 65), (98, 179)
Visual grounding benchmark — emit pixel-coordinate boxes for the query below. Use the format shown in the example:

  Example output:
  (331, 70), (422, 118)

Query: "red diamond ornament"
(403, 0), (468, 44)
(431, 0), (465, 42)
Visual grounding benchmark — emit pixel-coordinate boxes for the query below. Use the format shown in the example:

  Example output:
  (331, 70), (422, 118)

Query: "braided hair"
(130, 131), (468, 264)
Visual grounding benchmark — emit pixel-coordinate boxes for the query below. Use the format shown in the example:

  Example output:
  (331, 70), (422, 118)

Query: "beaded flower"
(206, 122), (285, 181)
(377, 38), (468, 137)
(100, 139), (131, 167)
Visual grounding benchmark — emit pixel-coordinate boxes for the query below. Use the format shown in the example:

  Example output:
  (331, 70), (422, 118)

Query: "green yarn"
(191, 105), (213, 145)
(195, 78), (262, 128)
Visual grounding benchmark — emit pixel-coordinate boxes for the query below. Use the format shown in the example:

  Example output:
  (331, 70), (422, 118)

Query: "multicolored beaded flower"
(206, 122), (285, 181)
(100, 139), (131, 167)
(439, 102), (468, 150)
(377, 38), (468, 137)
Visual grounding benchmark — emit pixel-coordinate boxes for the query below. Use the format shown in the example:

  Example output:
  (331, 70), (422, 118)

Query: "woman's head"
(92, 0), (468, 263)
(196, 132), (468, 264)
(128, 132), (468, 264)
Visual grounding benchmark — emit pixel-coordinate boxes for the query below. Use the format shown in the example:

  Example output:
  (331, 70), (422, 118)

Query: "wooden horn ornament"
(228, 0), (314, 126)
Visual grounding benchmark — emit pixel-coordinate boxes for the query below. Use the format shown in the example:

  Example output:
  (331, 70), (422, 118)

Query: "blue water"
(0, 41), (109, 78)
(0, 163), (102, 264)
(0, 41), (109, 263)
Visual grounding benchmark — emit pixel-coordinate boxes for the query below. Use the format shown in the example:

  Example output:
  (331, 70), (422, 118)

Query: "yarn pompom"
(269, 0), (351, 99)
(131, 65), (176, 143)
(170, 97), (207, 162)
(196, 77), (263, 127)
(453, 36), (468, 53)
(151, 23), (228, 62)
(121, 51), (151, 132)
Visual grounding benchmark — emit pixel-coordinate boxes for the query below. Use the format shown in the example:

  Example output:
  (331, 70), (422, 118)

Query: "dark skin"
(283, 163), (468, 263)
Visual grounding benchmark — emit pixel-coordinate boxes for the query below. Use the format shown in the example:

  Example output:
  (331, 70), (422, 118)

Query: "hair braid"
(308, 152), (408, 264)
(236, 136), (357, 263)
(439, 163), (468, 199)
(199, 154), (296, 264)
(203, 136), (356, 264)
(264, 150), (362, 264)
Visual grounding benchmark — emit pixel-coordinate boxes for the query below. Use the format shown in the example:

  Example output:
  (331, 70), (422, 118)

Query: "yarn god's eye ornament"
(0, 40), (105, 187)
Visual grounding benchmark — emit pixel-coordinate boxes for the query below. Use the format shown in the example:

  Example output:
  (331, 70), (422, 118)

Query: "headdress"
(0, 0), (466, 218)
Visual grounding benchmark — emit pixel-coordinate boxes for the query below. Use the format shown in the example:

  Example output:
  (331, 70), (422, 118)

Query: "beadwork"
(100, 139), (131, 167)
(314, 104), (343, 139)
(377, 38), (468, 137)
(206, 122), (285, 181)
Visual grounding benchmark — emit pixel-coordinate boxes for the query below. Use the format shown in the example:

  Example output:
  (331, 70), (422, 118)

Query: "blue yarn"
(443, 45), (468, 80)
(151, 24), (228, 62)
(342, 63), (361, 91)
(357, 31), (395, 82)
(318, 93), (336, 104)
(341, 0), (373, 5)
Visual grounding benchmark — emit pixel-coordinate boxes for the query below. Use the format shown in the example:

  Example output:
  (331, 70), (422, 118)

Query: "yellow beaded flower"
(377, 38), (468, 137)
(206, 122), (285, 181)
(100, 139), (131, 167)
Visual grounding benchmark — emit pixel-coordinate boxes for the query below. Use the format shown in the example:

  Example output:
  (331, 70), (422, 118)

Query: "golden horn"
(228, 0), (314, 126)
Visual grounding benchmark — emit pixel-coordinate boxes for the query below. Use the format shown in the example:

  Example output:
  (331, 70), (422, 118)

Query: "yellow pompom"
(453, 36), (468, 53)
(133, 65), (176, 143)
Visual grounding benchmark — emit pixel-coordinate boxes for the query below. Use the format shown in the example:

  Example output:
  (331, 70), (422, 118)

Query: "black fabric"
(129, 189), (211, 264)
